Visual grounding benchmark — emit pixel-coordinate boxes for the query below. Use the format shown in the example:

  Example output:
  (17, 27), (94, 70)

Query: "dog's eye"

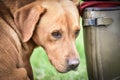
(75, 29), (80, 38)
(51, 31), (62, 39)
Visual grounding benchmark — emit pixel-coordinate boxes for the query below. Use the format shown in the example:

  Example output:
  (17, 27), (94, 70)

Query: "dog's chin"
(56, 68), (69, 73)
(55, 65), (79, 73)
(54, 65), (73, 73)
(56, 68), (78, 73)
(52, 64), (68, 73)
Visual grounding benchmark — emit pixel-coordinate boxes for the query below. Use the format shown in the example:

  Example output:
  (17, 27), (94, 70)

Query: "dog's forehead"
(41, 1), (65, 19)
(39, 0), (79, 29)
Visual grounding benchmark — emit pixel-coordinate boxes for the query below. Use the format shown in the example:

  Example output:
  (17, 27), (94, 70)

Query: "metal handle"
(83, 17), (113, 27)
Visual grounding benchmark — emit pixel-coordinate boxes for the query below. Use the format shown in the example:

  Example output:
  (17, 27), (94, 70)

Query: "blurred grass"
(30, 18), (88, 80)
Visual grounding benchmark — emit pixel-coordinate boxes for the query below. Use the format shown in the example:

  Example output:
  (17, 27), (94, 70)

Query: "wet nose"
(68, 58), (80, 70)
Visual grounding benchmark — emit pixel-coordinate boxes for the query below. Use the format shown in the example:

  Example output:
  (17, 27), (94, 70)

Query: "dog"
(0, 0), (80, 80)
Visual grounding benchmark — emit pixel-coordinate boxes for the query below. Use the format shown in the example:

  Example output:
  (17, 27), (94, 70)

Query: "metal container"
(82, 7), (120, 80)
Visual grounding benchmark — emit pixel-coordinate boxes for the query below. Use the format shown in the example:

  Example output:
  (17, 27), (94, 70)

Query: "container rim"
(84, 6), (120, 11)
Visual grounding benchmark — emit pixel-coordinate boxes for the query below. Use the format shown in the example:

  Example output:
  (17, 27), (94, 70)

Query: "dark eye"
(51, 31), (62, 39)
(75, 30), (80, 38)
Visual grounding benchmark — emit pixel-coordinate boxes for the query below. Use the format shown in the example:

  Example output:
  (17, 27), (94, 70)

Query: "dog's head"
(14, 0), (80, 73)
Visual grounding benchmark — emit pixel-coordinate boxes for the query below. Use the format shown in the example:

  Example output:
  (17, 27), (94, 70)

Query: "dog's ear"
(70, 0), (80, 6)
(14, 2), (46, 42)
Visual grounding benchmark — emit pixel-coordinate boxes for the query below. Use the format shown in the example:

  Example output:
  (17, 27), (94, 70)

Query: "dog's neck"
(22, 40), (36, 59)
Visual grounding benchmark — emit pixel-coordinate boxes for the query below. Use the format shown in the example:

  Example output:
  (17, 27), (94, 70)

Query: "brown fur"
(0, 0), (80, 80)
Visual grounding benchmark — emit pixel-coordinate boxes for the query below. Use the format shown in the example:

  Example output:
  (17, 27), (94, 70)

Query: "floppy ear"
(70, 0), (80, 6)
(14, 3), (45, 42)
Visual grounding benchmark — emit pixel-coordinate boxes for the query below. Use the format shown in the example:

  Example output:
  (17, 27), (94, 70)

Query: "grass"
(30, 22), (88, 80)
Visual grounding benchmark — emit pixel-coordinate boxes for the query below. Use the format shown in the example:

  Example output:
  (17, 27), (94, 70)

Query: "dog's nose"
(68, 58), (80, 70)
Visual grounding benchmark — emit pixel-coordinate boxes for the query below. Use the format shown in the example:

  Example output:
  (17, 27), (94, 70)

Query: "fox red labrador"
(0, 0), (80, 80)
